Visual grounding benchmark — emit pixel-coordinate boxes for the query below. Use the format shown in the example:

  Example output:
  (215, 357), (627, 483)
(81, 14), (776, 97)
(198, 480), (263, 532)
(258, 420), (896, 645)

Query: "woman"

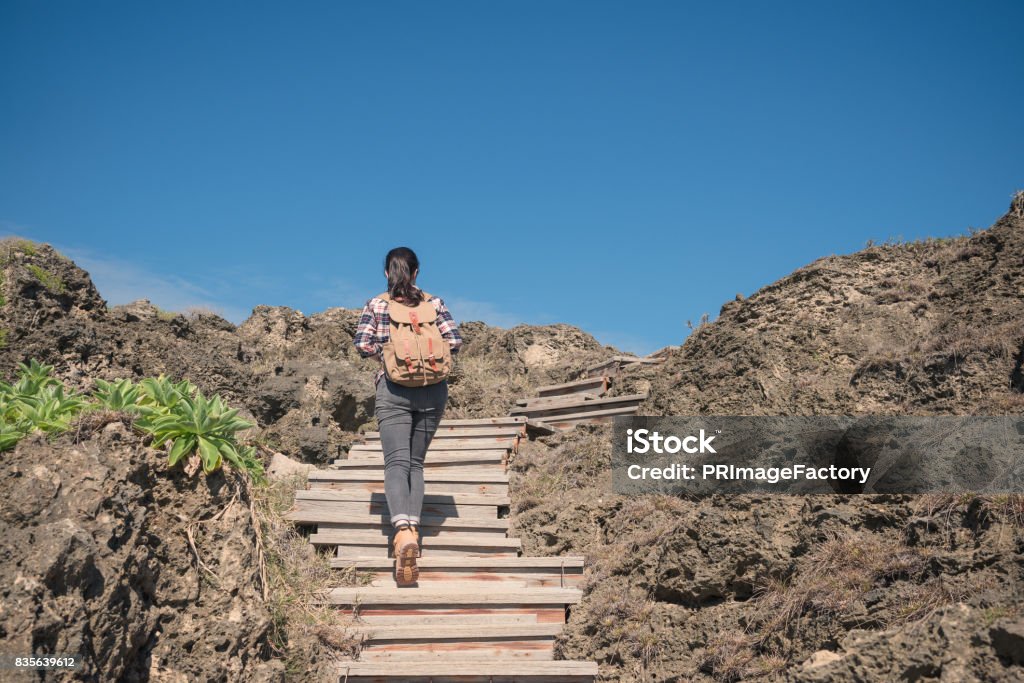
(353, 247), (463, 586)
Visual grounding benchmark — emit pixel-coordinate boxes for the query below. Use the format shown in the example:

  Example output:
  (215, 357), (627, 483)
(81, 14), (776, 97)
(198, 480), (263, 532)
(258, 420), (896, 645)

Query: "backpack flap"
(380, 294), (451, 387)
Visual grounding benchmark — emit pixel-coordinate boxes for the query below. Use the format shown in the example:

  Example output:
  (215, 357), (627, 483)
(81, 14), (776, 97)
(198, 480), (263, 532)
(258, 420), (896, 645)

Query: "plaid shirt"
(354, 291), (463, 384)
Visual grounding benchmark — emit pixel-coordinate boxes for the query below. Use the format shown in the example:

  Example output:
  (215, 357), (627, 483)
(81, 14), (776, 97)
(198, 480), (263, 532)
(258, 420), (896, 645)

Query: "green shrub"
(2, 364), (264, 483)
(27, 265), (65, 294)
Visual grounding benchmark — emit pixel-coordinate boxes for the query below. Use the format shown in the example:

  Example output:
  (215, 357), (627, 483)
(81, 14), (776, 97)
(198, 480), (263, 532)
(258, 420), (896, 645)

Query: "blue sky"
(1, 1), (1021, 354)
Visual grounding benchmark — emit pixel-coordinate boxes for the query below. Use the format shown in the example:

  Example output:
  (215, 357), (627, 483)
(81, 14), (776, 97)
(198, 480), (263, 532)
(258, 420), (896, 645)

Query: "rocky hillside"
(614, 206), (1024, 416)
(512, 200), (1024, 681)
(0, 238), (619, 463)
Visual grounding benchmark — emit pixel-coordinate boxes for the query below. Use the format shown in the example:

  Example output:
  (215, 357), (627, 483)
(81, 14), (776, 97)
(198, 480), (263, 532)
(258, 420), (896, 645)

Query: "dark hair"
(384, 247), (422, 305)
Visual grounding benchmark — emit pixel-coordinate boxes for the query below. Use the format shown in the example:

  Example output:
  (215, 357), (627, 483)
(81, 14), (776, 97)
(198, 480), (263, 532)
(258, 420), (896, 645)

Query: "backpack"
(378, 292), (453, 387)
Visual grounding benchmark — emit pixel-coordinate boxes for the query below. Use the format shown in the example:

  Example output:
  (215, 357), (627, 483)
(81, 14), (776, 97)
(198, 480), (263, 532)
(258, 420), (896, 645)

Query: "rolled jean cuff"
(408, 515), (420, 525)
(391, 513), (411, 528)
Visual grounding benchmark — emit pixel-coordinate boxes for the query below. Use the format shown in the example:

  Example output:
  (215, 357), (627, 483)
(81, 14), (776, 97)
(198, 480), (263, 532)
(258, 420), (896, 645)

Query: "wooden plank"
(330, 461), (507, 474)
(341, 451), (509, 464)
(326, 586), (583, 606)
(332, 660), (598, 676)
(351, 438), (517, 451)
(349, 623), (564, 641)
(510, 393), (647, 416)
(539, 407), (641, 430)
(333, 557), (584, 570)
(354, 614), (538, 625)
(311, 531), (521, 549)
(435, 416), (527, 427)
(535, 376), (608, 398)
(288, 508), (510, 530)
(514, 393), (599, 407)
(295, 489), (510, 506)
(309, 481), (509, 496)
(367, 572), (580, 589)
(359, 644), (554, 660)
(361, 426), (525, 440)
(336, 545), (519, 559)
(310, 471), (509, 484)
(285, 498), (499, 521)
(341, 449), (509, 461)
(344, 605), (569, 624)
(512, 403), (642, 424)
(319, 524), (512, 540)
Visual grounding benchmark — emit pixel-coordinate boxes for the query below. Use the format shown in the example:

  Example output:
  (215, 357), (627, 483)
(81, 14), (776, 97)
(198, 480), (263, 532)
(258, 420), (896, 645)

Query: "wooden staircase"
(511, 354), (667, 432)
(288, 416), (597, 682)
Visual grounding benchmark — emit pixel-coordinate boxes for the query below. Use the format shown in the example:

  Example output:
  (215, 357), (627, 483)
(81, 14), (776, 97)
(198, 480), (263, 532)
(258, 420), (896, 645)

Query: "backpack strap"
(378, 290), (432, 303)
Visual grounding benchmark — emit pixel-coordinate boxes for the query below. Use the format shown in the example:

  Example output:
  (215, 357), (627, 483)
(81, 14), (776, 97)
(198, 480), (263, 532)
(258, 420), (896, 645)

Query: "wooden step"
(309, 481), (509, 496)
(362, 426), (525, 440)
(318, 523), (510, 541)
(295, 489), (510, 507)
(330, 461), (507, 474)
(339, 450), (509, 464)
(333, 659), (598, 680)
(292, 499), (502, 521)
(327, 586), (582, 606)
(514, 393), (599, 407)
(586, 355), (662, 378)
(534, 406), (642, 429)
(357, 644), (554, 661)
(350, 438), (517, 451)
(309, 470), (508, 496)
(311, 530), (522, 552)
(510, 393), (647, 417)
(334, 556), (585, 588)
(310, 471), (509, 484)
(354, 614), (539, 625)
(288, 506), (510, 530)
(535, 376), (608, 398)
(350, 622), (564, 642)
(435, 416), (527, 427)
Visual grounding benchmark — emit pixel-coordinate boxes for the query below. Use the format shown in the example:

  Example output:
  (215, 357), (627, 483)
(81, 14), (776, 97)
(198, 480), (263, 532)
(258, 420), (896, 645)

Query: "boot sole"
(395, 540), (420, 586)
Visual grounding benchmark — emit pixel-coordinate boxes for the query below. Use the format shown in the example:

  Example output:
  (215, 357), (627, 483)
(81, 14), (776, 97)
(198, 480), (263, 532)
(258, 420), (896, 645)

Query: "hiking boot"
(393, 526), (419, 586)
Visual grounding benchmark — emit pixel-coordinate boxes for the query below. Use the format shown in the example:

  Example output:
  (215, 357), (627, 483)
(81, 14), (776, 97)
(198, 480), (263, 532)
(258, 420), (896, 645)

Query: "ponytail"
(384, 247), (423, 305)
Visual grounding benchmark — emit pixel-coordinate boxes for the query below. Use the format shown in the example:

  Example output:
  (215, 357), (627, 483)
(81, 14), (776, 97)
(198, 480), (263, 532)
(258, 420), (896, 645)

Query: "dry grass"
(699, 529), (971, 680)
(70, 409), (138, 442)
(251, 474), (367, 677)
(698, 634), (788, 683)
(445, 354), (533, 418)
(1010, 189), (1024, 218)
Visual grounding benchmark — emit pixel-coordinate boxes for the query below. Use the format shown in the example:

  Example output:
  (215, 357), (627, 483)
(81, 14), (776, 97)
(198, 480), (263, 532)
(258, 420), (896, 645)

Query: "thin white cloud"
(587, 330), (664, 356)
(62, 247), (250, 323)
(442, 296), (526, 329)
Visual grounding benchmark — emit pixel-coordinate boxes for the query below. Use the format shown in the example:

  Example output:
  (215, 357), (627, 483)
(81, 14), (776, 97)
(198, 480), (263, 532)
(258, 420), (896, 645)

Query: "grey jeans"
(374, 377), (448, 527)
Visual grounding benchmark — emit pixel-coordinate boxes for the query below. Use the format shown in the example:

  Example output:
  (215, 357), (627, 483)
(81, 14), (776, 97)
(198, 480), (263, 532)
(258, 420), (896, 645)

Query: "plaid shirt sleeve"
(353, 298), (386, 359)
(431, 296), (463, 354)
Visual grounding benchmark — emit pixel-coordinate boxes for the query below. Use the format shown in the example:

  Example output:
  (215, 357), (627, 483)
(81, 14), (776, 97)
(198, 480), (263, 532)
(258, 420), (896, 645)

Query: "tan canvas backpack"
(378, 292), (453, 387)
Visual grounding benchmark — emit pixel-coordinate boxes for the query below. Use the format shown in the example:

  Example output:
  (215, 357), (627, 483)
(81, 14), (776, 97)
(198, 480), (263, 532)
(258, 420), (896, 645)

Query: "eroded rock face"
(0, 428), (283, 681)
(617, 211), (1024, 416)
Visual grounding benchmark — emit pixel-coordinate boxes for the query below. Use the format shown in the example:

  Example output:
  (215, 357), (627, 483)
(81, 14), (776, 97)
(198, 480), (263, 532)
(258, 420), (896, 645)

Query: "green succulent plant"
(92, 378), (143, 411)
(136, 390), (257, 476)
